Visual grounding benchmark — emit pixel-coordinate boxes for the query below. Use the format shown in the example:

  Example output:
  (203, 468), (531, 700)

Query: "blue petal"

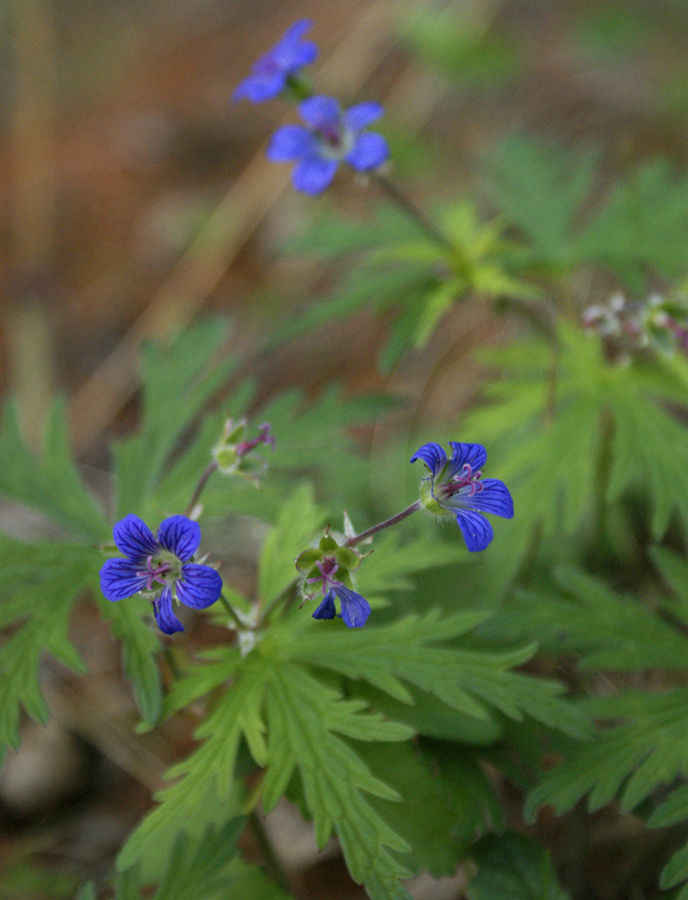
(447, 443), (487, 477)
(273, 19), (313, 55)
(286, 40), (318, 69)
(153, 587), (184, 635)
(455, 510), (494, 552)
(312, 591), (336, 620)
(344, 102), (384, 132)
(461, 479), (514, 518)
(233, 72), (286, 102)
(113, 514), (158, 562)
(158, 516), (200, 561)
(267, 125), (315, 162)
(345, 132), (389, 171)
(293, 156), (339, 194)
(100, 558), (148, 601)
(410, 442), (447, 475)
(299, 95), (340, 130)
(334, 585), (371, 628)
(177, 564), (223, 609)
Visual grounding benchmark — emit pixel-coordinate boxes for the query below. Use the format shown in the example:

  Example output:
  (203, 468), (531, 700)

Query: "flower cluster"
(295, 529), (370, 628)
(213, 419), (276, 486)
(411, 442), (514, 552)
(234, 20), (389, 194)
(584, 292), (688, 358)
(100, 515), (222, 634)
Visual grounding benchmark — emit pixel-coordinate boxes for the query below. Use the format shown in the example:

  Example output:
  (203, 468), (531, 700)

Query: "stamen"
(136, 556), (172, 591)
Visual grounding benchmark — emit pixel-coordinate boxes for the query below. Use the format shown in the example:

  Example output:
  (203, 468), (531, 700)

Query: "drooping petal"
(267, 125), (316, 161)
(177, 564), (223, 609)
(447, 443), (487, 478)
(345, 132), (389, 171)
(455, 510), (494, 552)
(299, 95), (340, 131)
(312, 590), (336, 620)
(292, 156), (339, 194)
(113, 514), (158, 562)
(158, 516), (201, 561)
(153, 587), (184, 635)
(334, 585), (371, 628)
(233, 72), (286, 103)
(460, 479), (514, 519)
(344, 102), (384, 132)
(100, 558), (148, 601)
(410, 442), (447, 475)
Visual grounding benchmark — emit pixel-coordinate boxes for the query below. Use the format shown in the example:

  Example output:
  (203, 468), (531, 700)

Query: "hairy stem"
(218, 592), (243, 630)
(185, 460), (218, 517)
(345, 500), (422, 547)
(372, 172), (455, 253)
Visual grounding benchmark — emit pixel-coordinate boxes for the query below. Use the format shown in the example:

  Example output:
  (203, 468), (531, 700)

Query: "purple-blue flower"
(233, 19), (318, 103)
(100, 514), (222, 635)
(313, 584), (371, 628)
(411, 442), (514, 552)
(267, 95), (390, 194)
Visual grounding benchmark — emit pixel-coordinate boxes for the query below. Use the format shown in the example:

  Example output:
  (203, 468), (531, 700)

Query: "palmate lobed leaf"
(0, 538), (95, 757)
(526, 689), (688, 822)
(484, 565), (688, 671)
(0, 398), (108, 542)
(290, 610), (590, 738)
(113, 319), (238, 519)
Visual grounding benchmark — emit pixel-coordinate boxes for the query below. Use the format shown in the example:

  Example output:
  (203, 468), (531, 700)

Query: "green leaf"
(483, 135), (597, 264)
(97, 594), (163, 726)
(263, 662), (413, 900)
(113, 320), (238, 518)
(468, 833), (569, 900)
(486, 566), (688, 670)
(0, 538), (95, 757)
(0, 398), (108, 541)
(526, 689), (688, 821)
(291, 610), (591, 738)
(258, 484), (324, 603)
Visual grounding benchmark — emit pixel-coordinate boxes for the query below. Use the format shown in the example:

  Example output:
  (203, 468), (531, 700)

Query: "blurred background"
(2, 0), (688, 896)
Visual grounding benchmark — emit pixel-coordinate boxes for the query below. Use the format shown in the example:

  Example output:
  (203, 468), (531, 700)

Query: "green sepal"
(295, 548), (323, 572)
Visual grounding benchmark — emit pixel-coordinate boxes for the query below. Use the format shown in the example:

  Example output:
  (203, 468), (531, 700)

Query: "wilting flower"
(267, 95), (389, 194)
(233, 19), (318, 103)
(295, 531), (370, 627)
(411, 442), (513, 551)
(100, 514), (222, 634)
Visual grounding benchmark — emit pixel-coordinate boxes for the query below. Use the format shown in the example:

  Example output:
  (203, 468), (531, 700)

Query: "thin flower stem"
(185, 460), (218, 517)
(372, 172), (455, 254)
(345, 500), (422, 547)
(218, 592), (243, 629)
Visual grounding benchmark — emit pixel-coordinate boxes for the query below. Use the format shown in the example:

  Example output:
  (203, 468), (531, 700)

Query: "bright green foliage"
(79, 818), (253, 900)
(0, 398), (108, 542)
(468, 832), (569, 900)
(526, 689), (688, 819)
(487, 566), (688, 670)
(483, 135), (598, 271)
(113, 319), (238, 518)
(463, 322), (688, 593)
(280, 198), (534, 371)
(484, 136), (688, 291)
(0, 537), (94, 760)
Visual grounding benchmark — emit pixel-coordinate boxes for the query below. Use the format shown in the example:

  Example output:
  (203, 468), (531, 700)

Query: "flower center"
(136, 552), (181, 590)
(306, 556), (341, 595)
(442, 463), (484, 498)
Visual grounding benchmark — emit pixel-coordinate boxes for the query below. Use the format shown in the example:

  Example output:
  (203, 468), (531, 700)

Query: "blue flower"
(312, 584), (371, 628)
(100, 514), (223, 635)
(233, 19), (318, 103)
(267, 95), (389, 194)
(411, 442), (514, 552)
